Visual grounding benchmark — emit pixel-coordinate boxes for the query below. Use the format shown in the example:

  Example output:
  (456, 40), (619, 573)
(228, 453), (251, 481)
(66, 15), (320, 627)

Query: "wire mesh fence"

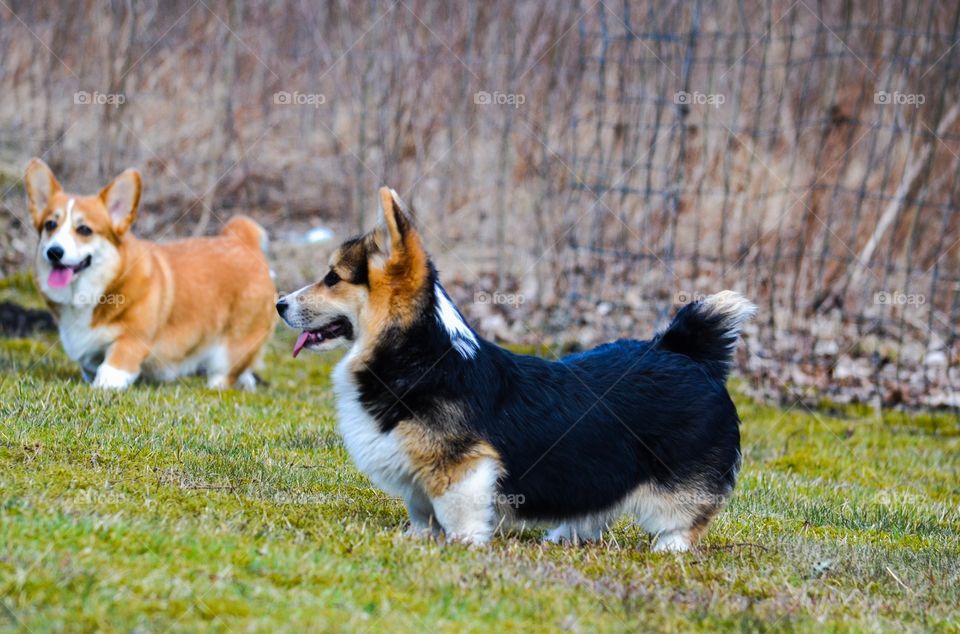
(0, 0), (957, 411)
(553, 0), (960, 411)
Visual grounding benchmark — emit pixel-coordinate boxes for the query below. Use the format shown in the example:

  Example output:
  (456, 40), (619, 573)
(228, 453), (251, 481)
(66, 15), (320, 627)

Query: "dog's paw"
(543, 524), (573, 544)
(651, 531), (693, 553)
(444, 531), (492, 547)
(404, 516), (445, 540)
(92, 365), (137, 390)
(80, 366), (97, 384)
(207, 374), (230, 390)
(544, 523), (603, 546)
(403, 525), (437, 539)
(236, 371), (257, 391)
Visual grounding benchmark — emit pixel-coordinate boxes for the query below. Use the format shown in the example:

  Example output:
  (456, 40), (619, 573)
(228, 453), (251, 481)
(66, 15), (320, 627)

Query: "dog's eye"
(76, 225), (93, 236)
(323, 270), (341, 287)
(43, 219), (57, 232)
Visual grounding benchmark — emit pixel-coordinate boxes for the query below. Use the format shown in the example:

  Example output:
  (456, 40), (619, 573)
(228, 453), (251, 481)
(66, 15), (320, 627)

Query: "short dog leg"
(235, 370), (258, 391)
(651, 529), (694, 553)
(404, 489), (440, 538)
(544, 524), (574, 544)
(93, 337), (147, 390)
(430, 457), (499, 546)
(207, 374), (232, 390)
(81, 366), (97, 384)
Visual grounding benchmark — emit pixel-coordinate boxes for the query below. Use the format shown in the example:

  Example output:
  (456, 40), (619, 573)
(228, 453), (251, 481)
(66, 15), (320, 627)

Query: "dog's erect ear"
(373, 186), (414, 258)
(99, 168), (142, 235)
(24, 158), (61, 228)
(368, 187), (429, 297)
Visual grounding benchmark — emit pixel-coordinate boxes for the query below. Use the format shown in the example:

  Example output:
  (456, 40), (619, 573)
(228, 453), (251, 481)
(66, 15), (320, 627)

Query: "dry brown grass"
(0, 0), (958, 407)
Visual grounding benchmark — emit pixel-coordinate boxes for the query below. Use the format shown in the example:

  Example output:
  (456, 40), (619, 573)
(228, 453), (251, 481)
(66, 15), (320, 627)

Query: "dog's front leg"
(93, 336), (149, 390)
(429, 458), (499, 546)
(404, 489), (441, 538)
(80, 366), (97, 384)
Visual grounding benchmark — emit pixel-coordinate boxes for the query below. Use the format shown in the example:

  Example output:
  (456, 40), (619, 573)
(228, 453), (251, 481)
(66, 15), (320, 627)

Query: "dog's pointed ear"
(99, 168), (142, 235)
(373, 186), (414, 257)
(24, 158), (61, 228)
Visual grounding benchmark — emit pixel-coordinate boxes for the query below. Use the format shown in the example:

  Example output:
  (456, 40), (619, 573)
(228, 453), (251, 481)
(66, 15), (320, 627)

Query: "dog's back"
(470, 294), (750, 519)
(145, 218), (276, 386)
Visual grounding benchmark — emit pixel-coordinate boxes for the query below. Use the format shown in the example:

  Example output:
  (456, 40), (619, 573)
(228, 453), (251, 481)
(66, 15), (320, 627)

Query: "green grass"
(1, 285), (958, 632)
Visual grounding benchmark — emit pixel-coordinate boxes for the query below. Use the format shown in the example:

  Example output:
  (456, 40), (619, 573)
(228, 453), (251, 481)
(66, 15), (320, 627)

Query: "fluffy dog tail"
(222, 215), (269, 253)
(654, 290), (756, 381)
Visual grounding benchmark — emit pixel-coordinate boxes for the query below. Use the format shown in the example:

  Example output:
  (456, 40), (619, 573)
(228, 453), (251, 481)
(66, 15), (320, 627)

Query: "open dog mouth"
(47, 255), (92, 289)
(292, 316), (353, 358)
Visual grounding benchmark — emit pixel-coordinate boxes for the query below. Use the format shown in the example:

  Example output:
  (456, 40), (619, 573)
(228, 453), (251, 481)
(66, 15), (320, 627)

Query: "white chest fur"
(57, 304), (118, 369)
(331, 346), (417, 499)
(38, 229), (122, 370)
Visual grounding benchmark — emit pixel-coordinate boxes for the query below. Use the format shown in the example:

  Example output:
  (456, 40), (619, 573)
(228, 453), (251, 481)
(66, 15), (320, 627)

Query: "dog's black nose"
(46, 245), (64, 263)
(276, 297), (288, 316)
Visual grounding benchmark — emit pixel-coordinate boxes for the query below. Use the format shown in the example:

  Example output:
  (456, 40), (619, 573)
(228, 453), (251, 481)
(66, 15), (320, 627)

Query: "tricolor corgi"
(277, 187), (754, 551)
(25, 158), (276, 390)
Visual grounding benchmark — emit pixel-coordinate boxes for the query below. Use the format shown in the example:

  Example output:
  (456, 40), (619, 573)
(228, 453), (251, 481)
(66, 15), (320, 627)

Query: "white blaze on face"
(434, 284), (478, 359)
(49, 198), (79, 262)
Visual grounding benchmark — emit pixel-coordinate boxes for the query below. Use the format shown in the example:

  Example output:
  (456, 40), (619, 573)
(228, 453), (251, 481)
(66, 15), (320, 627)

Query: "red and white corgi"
(24, 158), (277, 390)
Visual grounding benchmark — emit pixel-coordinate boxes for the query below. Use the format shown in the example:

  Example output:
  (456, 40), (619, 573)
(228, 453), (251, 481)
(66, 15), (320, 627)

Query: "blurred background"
(0, 0), (958, 411)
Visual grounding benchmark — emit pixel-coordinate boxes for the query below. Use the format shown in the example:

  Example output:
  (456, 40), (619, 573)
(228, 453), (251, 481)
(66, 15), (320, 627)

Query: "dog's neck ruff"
(433, 284), (478, 359)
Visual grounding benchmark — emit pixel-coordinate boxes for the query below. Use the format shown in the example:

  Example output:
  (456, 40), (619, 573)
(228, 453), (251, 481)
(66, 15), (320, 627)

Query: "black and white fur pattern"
(278, 192), (755, 551)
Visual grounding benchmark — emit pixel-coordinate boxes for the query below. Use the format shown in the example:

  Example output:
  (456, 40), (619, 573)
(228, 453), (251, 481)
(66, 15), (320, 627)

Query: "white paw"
(236, 370), (257, 391)
(92, 364), (137, 390)
(207, 374), (230, 390)
(652, 532), (692, 553)
(446, 531), (492, 547)
(544, 524), (573, 544)
(544, 523), (601, 545)
(404, 523), (439, 539)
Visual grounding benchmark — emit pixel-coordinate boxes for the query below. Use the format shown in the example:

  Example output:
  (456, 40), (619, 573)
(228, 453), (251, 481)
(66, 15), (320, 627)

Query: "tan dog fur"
(25, 158), (276, 390)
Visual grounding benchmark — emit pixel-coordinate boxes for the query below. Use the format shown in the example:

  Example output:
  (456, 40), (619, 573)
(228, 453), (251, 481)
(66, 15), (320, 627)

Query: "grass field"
(0, 276), (958, 633)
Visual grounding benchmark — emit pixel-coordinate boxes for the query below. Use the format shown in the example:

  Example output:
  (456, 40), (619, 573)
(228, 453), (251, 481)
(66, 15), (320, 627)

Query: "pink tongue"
(292, 331), (312, 358)
(48, 267), (74, 289)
